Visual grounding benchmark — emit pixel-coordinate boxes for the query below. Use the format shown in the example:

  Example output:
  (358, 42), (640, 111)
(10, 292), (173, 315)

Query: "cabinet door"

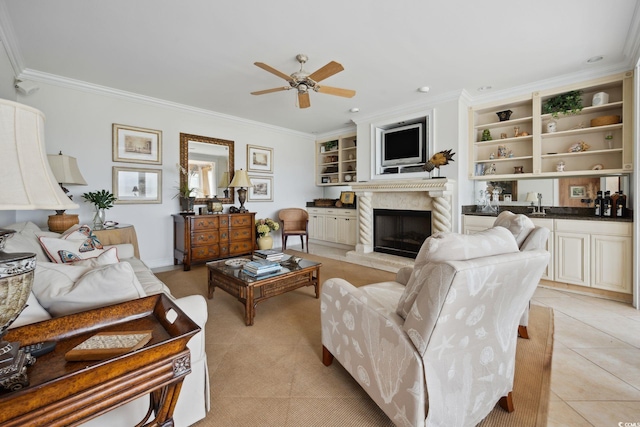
(336, 216), (357, 245)
(590, 235), (632, 293)
(308, 213), (324, 239)
(324, 216), (338, 242)
(555, 232), (589, 286)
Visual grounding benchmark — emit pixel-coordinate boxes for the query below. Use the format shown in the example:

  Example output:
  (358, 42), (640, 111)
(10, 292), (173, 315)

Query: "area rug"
(157, 251), (553, 427)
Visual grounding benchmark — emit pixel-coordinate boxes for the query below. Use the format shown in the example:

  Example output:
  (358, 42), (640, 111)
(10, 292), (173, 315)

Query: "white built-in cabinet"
(461, 215), (631, 295)
(308, 208), (357, 246)
(468, 71), (634, 180)
(316, 133), (357, 186)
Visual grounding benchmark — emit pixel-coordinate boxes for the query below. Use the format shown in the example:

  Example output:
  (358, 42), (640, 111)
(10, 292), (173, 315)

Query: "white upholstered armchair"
(321, 227), (549, 427)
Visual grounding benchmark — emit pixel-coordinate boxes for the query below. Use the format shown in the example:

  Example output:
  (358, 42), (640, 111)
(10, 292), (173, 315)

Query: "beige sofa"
(321, 225), (549, 427)
(5, 221), (209, 427)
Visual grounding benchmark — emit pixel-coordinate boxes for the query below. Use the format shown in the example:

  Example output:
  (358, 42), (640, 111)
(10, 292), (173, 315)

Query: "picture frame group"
(246, 144), (274, 202)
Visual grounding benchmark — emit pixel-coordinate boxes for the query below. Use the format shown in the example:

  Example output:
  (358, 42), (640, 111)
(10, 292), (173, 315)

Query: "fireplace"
(374, 209), (431, 258)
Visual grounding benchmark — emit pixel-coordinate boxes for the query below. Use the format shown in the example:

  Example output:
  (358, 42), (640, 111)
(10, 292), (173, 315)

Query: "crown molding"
(623, 1), (640, 65)
(16, 68), (315, 139)
(0, 2), (25, 76)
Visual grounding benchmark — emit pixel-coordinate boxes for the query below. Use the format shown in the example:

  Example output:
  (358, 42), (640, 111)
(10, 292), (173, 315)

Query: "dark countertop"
(462, 205), (633, 222)
(306, 201), (357, 209)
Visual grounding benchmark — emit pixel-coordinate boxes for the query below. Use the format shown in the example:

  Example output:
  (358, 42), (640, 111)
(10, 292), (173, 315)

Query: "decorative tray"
(225, 258), (250, 268)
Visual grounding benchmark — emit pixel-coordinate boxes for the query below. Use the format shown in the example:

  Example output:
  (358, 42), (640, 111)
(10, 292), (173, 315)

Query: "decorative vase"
(496, 110), (512, 121)
(93, 207), (106, 230)
(180, 196), (196, 212)
(257, 235), (273, 250)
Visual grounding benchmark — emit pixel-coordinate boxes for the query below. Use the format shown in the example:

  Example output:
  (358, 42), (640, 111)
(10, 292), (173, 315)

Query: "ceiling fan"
(250, 54), (356, 108)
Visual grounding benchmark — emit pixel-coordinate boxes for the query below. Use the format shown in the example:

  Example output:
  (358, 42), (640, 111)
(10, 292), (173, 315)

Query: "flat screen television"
(381, 123), (424, 166)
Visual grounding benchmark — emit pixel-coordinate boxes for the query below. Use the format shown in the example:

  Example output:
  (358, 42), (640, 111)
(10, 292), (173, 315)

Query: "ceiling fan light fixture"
(349, 107), (360, 113)
(417, 86), (430, 93)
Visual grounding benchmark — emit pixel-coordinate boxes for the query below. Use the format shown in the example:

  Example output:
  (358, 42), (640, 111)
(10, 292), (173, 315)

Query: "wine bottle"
(603, 191), (612, 217)
(610, 191), (620, 217)
(594, 191), (603, 217)
(616, 191), (626, 218)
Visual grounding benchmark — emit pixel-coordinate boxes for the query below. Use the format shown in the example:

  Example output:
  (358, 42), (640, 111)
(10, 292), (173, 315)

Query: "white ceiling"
(2, 0), (639, 135)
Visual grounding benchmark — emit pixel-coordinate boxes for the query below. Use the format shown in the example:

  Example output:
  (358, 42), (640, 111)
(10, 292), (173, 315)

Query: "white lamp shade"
(525, 192), (539, 203)
(0, 99), (78, 210)
(47, 153), (87, 185)
(217, 171), (230, 188)
(228, 169), (253, 188)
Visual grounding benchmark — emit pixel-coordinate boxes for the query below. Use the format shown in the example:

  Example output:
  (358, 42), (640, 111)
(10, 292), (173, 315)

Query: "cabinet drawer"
(229, 240), (252, 255)
(556, 219), (630, 236)
(192, 216), (219, 231)
(229, 227), (252, 241)
(192, 231), (219, 246)
(230, 214), (252, 228)
(191, 245), (220, 260)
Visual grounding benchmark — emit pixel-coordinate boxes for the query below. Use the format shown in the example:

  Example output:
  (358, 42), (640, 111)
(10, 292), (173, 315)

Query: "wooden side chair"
(278, 208), (309, 252)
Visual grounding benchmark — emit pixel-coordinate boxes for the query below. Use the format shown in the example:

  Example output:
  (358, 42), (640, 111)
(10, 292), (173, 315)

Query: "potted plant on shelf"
(542, 90), (584, 118)
(255, 218), (280, 250)
(82, 189), (117, 230)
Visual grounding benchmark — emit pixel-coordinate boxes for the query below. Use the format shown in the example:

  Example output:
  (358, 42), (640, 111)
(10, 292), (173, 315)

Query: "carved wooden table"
(207, 257), (321, 326)
(1, 294), (200, 427)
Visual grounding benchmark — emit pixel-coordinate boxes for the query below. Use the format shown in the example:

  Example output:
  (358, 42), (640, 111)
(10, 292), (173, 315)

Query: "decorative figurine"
(497, 145), (507, 158)
(489, 152), (495, 160)
(500, 133), (508, 139)
(546, 120), (557, 133)
(513, 126), (520, 137)
(484, 163), (497, 175)
(481, 129), (492, 141)
(422, 149), (456, 178)
(556, 160), (566, 172)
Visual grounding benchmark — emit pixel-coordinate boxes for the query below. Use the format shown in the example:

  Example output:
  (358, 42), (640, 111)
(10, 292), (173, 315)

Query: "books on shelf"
(242, 259), (282, 276)
(253, 249), (284, 261)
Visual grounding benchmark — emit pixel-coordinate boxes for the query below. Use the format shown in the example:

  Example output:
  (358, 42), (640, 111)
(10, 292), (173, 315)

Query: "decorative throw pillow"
(4, 221), (60, 262)
(32, 261), (146, 317)
(396, 227), (520, 319)
(38, 224), (108, 263)
(493, 211), (535, 247)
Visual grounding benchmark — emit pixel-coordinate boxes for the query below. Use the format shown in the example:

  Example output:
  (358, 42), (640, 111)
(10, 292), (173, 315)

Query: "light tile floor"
(298, 243), (640, 427)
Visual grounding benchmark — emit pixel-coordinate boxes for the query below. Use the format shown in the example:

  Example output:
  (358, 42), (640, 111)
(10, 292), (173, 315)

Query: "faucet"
(530, 193), (546, 215)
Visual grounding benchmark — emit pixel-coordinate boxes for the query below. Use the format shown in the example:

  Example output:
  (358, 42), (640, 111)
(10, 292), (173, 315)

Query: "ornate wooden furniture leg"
(518, 325), (529, 339)
(498, 392), (515, 412)
(322, 346), (334, 366)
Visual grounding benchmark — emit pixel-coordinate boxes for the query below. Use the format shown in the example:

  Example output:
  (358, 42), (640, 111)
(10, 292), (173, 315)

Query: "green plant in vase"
(82, 189), (116, 229)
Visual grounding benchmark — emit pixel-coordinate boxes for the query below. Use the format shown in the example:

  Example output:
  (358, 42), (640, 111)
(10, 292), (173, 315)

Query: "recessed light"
(349, 107), (360, 113)
(478, 85), (492, 92)
(587, 55), (604, 63)
(417, 86), (430, 93)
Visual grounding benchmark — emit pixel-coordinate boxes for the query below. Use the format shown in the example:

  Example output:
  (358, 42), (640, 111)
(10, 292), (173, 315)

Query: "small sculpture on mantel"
(423, 149), (456, 178)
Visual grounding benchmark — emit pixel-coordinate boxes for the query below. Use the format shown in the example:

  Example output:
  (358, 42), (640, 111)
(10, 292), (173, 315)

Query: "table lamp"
(217, 171), (230, 198)
(46, 151), (87, 233)
(525, 192), (538, 205)
(228, 169), (252, 213)
(0, 99), (77, 390)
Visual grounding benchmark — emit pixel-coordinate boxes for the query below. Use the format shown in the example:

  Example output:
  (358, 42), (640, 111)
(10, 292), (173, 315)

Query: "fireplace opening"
(374, 209), (431, 259)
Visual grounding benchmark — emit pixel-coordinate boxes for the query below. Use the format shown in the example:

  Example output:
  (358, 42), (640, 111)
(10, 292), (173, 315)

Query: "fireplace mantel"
(346, 179), (455, 271)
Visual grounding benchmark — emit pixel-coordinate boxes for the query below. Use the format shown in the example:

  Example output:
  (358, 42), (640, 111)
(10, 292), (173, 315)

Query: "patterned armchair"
(321, 227), (549, 427)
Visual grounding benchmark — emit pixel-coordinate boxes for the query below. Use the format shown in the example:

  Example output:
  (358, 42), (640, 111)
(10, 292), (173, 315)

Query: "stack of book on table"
(253, 249), (284, 262)
(242, 259), (282, 277)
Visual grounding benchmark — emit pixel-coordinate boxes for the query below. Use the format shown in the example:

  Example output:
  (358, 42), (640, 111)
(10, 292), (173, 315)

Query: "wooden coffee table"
(207, 257), (321, 325)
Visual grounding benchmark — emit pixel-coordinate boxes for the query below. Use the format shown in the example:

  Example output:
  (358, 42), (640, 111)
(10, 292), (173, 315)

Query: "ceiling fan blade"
(316, 86), (356, 98)
(308, 61), (344, 83)
(250, 87), (289, 95)
(254, 62), (292, 82)
(298, 92), (311, 109)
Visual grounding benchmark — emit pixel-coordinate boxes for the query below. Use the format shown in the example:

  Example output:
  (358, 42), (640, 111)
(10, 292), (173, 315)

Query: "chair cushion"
(396, 227), (520, 319)
(3, 221), (60, 262)
(493, 211), (535, 247)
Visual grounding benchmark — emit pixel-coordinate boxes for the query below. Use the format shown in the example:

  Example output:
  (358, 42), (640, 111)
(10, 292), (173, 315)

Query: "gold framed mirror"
(179, 133), (234, 205)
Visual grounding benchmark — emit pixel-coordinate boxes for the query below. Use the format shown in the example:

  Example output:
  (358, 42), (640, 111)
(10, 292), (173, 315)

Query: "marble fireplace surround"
(345, 179), (454, 272)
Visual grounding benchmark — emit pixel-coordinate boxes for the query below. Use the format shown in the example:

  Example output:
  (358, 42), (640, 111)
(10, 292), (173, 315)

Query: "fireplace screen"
(373, 209), (431, 259)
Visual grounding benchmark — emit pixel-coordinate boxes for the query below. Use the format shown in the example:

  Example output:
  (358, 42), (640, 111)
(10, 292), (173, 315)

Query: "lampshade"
(228, 169), (253, 188)
(525, 192), (539, 203)
(47, 152), (87, 186)
(217, 171), (230, 188)
(0, 99), (78, 211)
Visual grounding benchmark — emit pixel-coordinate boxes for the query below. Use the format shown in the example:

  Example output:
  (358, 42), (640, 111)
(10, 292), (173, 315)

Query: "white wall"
(11, 82), (320, 268)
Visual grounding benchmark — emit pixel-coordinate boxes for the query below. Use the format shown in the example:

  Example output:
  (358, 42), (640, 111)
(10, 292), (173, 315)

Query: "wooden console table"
(1, 294), (200, 427)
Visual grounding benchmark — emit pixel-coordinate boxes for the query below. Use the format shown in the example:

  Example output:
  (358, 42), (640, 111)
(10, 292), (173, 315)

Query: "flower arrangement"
(174, 164), (198, 199)
(256, 218), (279, 238)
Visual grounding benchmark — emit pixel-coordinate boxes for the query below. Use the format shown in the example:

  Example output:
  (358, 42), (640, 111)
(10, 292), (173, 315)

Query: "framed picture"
(113, 124), (162, 165)
(112, 166), (162, 204)
(487, 180), (518, 201)
(340, 191), (355, 205)
(247, 145), (273, 173)
(247, 175), (273, 201)
(321, 177), (329, 184)
(570, 185), (587, 198)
